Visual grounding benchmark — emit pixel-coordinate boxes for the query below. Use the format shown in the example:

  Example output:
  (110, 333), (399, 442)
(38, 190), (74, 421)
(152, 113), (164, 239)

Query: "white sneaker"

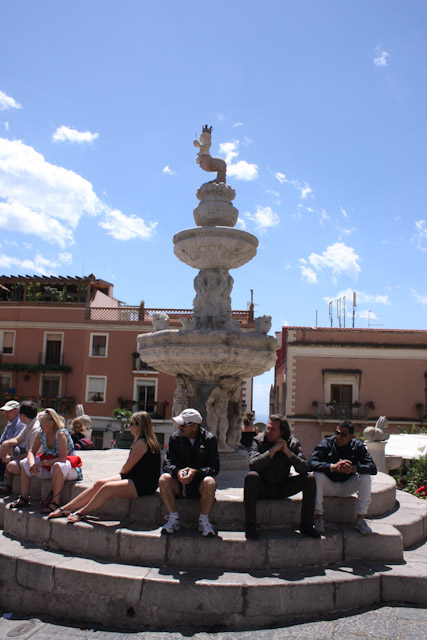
(353, 517), (373, 535)
(314, 517), (325, 535)
(161, 514), (180, 534)
(198, 517), (216, 537)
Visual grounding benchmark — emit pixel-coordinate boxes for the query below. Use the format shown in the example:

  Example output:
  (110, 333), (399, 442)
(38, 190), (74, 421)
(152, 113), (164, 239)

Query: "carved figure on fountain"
(172, 374), (194, 417)
(254, 314), (272, 335)
(193, 125), (227, 185)
(193, 268), (233, 331)
(194, 182), (238, 227)
(206, 376), (241, 452)
(152, 312), (170, 331)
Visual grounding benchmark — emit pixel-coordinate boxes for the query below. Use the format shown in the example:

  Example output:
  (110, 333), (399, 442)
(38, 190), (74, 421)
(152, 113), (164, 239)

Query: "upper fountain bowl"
(173, 227), (258, 270)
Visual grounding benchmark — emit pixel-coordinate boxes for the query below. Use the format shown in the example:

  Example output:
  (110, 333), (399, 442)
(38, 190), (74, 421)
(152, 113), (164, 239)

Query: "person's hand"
(270, 438), (286, 457)
(29, 461), (41, 475)
(332, 459), (354, 474)
(178, 467), (196, 485)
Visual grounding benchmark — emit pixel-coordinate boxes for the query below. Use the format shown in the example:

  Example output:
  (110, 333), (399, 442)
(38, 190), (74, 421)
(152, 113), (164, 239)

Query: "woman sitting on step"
(48, 411), (161, 523)
(10, 408), (83, 513)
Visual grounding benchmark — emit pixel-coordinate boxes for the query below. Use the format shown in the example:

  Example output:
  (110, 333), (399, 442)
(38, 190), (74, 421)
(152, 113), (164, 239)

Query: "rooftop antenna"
(352, 291), (356, 328)
(329, 300), (333, 327)
(343, 296), (346, 327)
(337, 298), (342, 328)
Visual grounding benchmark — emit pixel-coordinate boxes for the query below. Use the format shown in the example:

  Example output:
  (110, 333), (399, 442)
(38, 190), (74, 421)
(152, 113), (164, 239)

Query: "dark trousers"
(244, 471), (316, 526)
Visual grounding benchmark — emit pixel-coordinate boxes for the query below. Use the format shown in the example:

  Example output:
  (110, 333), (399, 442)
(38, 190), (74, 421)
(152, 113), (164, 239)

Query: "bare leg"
(75, 479), (137, 517)
(20, 467), (32, 500)
(199, 476), (216, 516)
(5, 460), (20, 487)
(158, 473), (180, 513)
(53, 475), (122, 514)
(50, 464), (67, 504)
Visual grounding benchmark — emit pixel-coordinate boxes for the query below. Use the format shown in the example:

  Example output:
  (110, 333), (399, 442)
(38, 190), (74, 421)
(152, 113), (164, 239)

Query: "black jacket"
(163, 426), (219, 481)
(248, 433), (309, 485)
(309, 436), (377, 482)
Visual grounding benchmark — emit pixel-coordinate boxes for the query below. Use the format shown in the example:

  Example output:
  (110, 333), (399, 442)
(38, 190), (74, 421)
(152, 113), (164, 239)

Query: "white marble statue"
(193, 268), (233, 330)
(152, 312), (170, 331)
(172, 374), (194, 417)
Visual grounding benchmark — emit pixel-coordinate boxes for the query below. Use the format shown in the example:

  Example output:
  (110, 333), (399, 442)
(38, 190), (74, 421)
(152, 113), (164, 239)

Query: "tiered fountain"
(137, 125), (278, 451)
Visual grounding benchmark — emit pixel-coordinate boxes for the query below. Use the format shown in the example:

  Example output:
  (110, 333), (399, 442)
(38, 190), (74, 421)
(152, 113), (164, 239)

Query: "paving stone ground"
(1, 606), (427, 640)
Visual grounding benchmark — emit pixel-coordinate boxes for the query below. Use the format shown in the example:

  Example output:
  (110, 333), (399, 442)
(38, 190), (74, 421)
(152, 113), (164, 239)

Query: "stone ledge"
(0, 531), (426, 629)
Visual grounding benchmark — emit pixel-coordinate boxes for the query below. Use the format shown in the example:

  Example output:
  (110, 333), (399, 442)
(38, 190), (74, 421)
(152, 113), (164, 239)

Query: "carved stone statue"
(152, 312), (170, 331)
(193, 125), (227, 184)
(206, 376), (240, 451)
(172, 374), (194, 417)
(193, 268), (233, 331)
(255, 315), (272, 335)
(364, 416), (390, 442)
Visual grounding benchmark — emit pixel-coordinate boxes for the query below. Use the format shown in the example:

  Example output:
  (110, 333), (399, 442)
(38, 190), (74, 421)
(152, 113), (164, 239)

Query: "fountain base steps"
(0, 530), (427, 629)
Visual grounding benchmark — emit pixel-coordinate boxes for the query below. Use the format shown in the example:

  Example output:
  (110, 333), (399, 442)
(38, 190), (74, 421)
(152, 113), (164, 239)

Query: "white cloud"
(340, 206), (349, 218)
(228, 160), (258, 181)
(162, 165), (175, 175)
(52, 125), (99, 144)
(296, 204), (330, 227)
(219, 140), (258, 181)
(275, 171), (312, 199)
(0, 90), (21, 111)
(233, 122), (243, 127)
(299, 259), (318, 284)
(328, 288), (391, 306)
(305, 242), (361, 281)
(357, 309), (378, 321)
(245, 205), (279, 234)
(0, 251), (72, 274)
(373, 47), (389, 67)
(411, 289), (427, 306)
(236, 217), (247, 230)
(99, 209), (157, 241)
(413, 220), (427, 251)
(4, 122), (9, 131)
(0, 137), (157, 248)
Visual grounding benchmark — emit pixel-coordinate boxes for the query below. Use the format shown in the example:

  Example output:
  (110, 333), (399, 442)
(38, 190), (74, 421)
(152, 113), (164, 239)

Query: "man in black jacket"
(309, 420), (377, 535)
(244, 414), (319, 540)
(159, 408), (219, 537)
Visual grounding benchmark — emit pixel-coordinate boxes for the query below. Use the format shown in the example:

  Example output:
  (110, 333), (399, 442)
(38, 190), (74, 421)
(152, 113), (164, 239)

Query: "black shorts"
(178, 478), (202, 499)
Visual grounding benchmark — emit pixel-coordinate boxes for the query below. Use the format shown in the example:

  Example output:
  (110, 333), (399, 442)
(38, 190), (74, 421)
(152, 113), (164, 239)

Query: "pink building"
(272, 326), (427, 456)
(0, 274), (253, 446)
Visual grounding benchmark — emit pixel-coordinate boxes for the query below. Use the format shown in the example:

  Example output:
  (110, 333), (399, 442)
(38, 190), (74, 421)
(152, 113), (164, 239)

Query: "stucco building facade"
(272, 326), (427, 456)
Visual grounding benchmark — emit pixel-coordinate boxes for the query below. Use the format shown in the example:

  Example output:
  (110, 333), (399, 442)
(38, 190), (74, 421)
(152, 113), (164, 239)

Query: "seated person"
(240, 411), (257, 448)
(244, 414), (319, 540)
(159, 408), (219, 537)
(0, 400), (25, 481)
(48, 411), (160, 522)
(0, 400), (40, 493)
(309, 420), (377, 535)
(10, 408), (82, 513)
(70, 416), (94, 450)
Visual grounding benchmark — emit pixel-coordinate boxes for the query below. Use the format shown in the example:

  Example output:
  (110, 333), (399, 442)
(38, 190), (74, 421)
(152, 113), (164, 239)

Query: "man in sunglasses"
(309, 420), (377, 535)
(159, 408), (219, 537)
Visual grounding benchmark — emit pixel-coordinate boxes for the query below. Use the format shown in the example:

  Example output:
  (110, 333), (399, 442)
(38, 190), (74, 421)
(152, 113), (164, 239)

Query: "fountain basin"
(173, 227), (258, 270)
(137, 329), (277, 379)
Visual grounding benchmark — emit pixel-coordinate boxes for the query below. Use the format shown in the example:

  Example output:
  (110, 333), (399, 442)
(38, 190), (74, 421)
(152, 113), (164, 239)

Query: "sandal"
(9, 495), (31, 509)
(41, 500), (60, 515)
(47, 507), (70, 520)
(67, 511), (87, 524)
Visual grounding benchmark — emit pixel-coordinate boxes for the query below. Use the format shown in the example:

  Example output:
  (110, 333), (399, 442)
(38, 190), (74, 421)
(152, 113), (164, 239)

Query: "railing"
(90, 307), (251, 323)
(314, 403), (370, 420)
(0, 393), (76, 416)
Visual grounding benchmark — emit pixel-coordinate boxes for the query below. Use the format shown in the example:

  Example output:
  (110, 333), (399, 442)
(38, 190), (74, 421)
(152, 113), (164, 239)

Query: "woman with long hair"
(48, 411), (161, 522)
(10, 408), (82, 512)
(240, 411), (258, 448)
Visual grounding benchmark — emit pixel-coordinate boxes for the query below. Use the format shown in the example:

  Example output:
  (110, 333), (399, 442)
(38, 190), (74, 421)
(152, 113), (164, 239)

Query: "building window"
(0, 374), (12, 393)
(86, 376), (107, 403)
(43, 333), (63, 365)
(90, 333), (108, 358)
(1, 331), (15, 355)
(134, 379), (157, 415)
(330, 384), (353, 404)
(41, 375), (61, 398)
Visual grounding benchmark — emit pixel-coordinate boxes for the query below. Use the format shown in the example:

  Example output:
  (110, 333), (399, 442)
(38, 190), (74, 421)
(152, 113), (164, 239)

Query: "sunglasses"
(335, 430), (349, 437)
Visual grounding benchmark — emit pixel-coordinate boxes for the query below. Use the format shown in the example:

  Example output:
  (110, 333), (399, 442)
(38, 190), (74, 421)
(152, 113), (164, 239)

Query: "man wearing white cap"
(0, 400), (25, 481)
(159, 408), (219, 537)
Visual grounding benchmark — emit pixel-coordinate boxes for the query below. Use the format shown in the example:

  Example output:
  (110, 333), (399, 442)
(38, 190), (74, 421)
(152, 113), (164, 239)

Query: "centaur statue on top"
(193, 125), (227, 184)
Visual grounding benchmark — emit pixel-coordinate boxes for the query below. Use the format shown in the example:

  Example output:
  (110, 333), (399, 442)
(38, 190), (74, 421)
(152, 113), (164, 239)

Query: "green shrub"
(407, 455), (427, 496)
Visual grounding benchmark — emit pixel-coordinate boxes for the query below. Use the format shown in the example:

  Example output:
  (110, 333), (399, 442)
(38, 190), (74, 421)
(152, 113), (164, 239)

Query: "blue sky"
(0, 1), (426, 419)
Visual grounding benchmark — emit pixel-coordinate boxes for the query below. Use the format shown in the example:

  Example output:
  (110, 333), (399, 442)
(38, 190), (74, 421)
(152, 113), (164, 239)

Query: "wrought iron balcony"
(314, 402), (371, 420)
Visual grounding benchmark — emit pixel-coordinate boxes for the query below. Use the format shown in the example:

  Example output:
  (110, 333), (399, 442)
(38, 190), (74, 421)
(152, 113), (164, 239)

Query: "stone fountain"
(137, 125), (278, 451)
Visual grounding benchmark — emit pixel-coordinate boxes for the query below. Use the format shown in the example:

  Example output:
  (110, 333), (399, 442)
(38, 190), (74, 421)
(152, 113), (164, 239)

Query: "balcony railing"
(314, 402), (371, 420)
(0, 393), (76, 416)
(90, 306), (251, 323)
